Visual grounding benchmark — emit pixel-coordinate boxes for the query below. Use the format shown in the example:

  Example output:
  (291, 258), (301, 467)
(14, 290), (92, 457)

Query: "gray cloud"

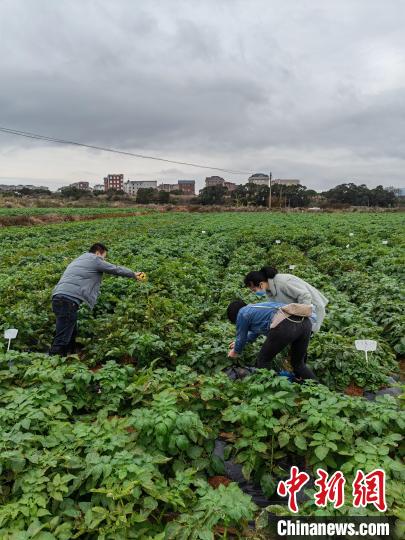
(0, 0), (404, 190)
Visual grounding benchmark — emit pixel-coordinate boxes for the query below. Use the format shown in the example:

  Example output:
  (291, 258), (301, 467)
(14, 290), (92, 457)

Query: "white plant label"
(275, 240), (281, 244)
(355, 339), (377, 364)
(4, 329), (18, 340)
(4, 328), (18, 352)
(355, 339), (377, 352)
(289, 264), (296, 270)
(382, 240), (388, 245)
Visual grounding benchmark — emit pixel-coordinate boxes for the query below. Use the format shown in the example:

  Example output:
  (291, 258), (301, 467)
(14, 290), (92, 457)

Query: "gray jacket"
(52, 252), (135, 309)
(267, 273), (328, 332)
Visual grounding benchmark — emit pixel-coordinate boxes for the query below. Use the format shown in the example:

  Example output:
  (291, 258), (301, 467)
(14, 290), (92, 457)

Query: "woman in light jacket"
(244, 266), (328, 332)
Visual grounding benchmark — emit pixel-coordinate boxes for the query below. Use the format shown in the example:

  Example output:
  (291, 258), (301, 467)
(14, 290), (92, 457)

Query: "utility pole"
(268, 171), (272, 210)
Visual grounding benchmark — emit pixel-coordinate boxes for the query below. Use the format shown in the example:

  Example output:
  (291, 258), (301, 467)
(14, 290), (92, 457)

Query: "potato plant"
(0, 211), (404, 538)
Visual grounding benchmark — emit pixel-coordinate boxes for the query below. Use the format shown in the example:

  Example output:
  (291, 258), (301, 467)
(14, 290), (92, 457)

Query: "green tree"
(157, 190), (170, 204)
(323, 183), (397, 207)
(59, 186), (90, 199)
(198, 185), (228, 205)
(369, 185), (396, 207)
(231, 183), (312, 207)
(136, 188), (157, 204)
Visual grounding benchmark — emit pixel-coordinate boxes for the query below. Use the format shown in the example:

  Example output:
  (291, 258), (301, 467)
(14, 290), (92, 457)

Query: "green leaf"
(261, 474), (276, 497)
(278, 432), (290, 448)
(253, 441), (267, 453)
(314, 446), (329, 461)
(294, 435), (307, 450)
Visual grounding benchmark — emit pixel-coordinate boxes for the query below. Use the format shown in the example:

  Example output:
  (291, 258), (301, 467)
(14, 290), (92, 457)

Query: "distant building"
(248, 173), (269, 186)
(224, 181), (237, 192)
(104, 174), (124, 191)
(93, 184), (105, 191)
(248, 175), (300, 187)
(124, 180), (157, 196)
(158, 183), (178, 192)
(273, 179), (300, 186)
(205, 176), (225, 187)
(70, 181), (90, 190)
(178, 179), (195, 195)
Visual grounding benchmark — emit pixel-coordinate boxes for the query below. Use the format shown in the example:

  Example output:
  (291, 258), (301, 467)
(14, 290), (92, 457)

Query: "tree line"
(196, 182), (399, 208)
(3, 182), (400, 208)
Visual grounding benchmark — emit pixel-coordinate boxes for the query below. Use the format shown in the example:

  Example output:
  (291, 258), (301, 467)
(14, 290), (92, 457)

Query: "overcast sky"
(0, 0), (404, 191)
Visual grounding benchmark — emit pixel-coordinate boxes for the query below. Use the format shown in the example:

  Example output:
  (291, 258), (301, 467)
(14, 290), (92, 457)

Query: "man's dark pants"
(49, 296), (79, 356)
(257, 316), (316, 380)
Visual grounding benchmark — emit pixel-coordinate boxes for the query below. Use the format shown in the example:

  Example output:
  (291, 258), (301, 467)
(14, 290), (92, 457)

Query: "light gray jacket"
(267, 273), (328, 332)
(52, 252), (135, 309)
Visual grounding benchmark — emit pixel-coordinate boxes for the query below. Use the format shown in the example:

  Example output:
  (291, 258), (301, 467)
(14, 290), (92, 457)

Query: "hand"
(229, 341), (235, 350)
(135, 272), (147, 282)
(228, 349), (238, 358)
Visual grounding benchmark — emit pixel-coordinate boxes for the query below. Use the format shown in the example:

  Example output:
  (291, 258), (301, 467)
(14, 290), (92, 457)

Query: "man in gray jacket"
(49, 242), (143, 356)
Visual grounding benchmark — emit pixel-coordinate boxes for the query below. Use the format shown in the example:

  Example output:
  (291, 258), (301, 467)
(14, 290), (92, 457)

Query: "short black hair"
(244, 271), (266, 288)
(227, 300), (247, 323)
(244, 266), (278, 287)
(89, 243), (108, 254)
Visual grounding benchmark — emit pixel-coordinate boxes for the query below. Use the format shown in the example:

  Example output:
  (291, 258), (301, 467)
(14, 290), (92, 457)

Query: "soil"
(219, 431), (237, 442)
(399, 358), (405, 382)
(344, 383), (364, 397)
(208, 476), (232, 489)
(89, 365), (102, 373)
(119, 355), (137, 365)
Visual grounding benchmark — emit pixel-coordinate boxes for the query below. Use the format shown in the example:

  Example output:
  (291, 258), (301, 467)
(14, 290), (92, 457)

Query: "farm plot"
(0, 212), (404, 539)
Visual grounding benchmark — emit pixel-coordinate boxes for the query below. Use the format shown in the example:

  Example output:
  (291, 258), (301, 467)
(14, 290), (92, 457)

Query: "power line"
(0, 126), (251, 175)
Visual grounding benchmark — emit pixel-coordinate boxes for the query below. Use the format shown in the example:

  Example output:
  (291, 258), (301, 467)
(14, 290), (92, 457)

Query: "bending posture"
(227, 300), (317, 380)
(244, 266), (328, 333)
(50, 243), (143, 356)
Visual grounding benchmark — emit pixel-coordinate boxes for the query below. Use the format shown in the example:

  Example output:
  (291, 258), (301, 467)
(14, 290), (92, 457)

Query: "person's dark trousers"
(257, 317), (316, 380)
(49, 296), (79, 356)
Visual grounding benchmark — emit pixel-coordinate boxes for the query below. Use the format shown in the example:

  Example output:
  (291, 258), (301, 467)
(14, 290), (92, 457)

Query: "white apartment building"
(124, 180), (157, 196)
(273, 179), (300, 186)
(248, 173), (269, 185)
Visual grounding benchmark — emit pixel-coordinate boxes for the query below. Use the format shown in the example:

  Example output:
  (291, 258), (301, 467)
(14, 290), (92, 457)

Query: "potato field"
(0, 211), (404, 539)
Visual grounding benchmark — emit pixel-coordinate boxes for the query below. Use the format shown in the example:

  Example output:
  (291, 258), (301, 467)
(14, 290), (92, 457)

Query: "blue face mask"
(255, 290), (267, 297)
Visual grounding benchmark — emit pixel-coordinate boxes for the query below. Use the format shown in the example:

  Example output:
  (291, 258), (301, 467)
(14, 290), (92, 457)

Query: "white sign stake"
(355, 339), (377, 364)
(4, 329), (18, 352)
(275, 240), (281, 244)
(382, 240), (388, 245)
(289, 264), (296, 270)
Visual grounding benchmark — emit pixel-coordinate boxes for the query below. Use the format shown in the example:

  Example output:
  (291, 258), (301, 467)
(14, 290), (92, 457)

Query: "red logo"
(352, 469), (387, 512)
(276, 468), (387, 513)
(314, 468), (346, 508)
(277, 466), (310, 513)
